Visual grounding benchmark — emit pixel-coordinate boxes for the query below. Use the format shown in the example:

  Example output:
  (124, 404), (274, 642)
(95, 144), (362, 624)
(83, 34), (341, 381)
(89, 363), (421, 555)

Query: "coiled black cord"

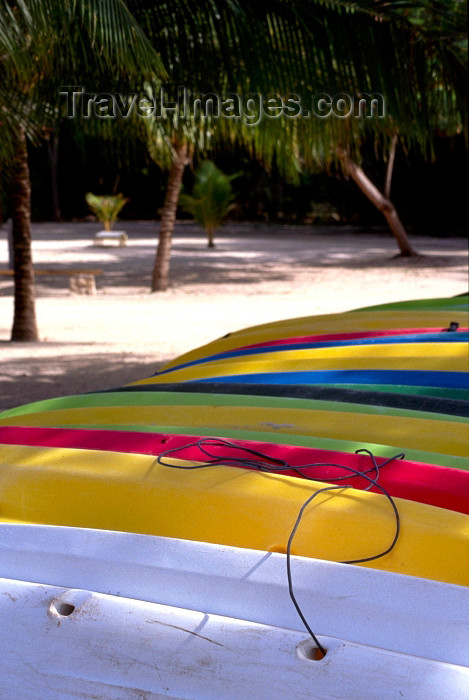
(157, 438), (404, 655)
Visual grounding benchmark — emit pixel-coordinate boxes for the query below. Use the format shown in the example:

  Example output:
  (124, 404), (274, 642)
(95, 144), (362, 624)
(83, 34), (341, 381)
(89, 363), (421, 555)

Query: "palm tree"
(9, 127), (38, 340)
(85, 193), (129, 231)
(290, 0), (466, 255)
(180, 160), (238, 248)
(136, 0), (263, 291)
(0, 0), (163, 341)
(244, 0), (466, 255)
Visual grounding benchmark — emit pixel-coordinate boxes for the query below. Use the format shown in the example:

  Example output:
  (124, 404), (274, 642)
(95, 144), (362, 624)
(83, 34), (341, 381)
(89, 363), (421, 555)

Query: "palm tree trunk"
(338, 148), (417, 257)
(384, 134), (398, 200)
(11, 128), (39, 341)
(151, 141), (191, 292)
(207, 226), (215, 248)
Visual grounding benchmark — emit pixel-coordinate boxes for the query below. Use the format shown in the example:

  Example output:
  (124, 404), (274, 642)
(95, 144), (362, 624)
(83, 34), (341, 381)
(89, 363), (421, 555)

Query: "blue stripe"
(157, 333), (468, 376)
(192, 370), (469, 389)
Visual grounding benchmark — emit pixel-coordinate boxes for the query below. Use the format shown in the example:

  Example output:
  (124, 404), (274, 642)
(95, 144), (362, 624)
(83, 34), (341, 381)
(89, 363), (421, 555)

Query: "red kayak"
(1, 425), (467, 515)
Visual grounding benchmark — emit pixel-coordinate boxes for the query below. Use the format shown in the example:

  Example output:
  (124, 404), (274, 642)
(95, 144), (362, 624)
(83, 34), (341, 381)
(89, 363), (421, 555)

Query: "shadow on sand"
(0, 353), (164, 411)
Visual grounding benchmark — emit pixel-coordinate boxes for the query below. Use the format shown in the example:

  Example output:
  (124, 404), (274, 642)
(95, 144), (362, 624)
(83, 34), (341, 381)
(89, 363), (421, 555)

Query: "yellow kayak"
(159, 308), (469, 372)
(1, 401), (466, 458)
(134, 341), (467, 384)
(1, 443), (468, 587)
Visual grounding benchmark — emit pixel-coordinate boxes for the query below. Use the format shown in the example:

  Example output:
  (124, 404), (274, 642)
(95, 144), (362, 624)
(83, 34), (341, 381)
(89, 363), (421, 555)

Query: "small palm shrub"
(85, 192), (129, 231)
(180, 161), (238, 247)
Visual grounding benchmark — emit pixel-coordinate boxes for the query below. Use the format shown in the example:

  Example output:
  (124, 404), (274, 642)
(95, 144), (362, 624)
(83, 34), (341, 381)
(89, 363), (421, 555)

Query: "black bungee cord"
(157, 437), (404, 655)
(286, 483), (351, 657)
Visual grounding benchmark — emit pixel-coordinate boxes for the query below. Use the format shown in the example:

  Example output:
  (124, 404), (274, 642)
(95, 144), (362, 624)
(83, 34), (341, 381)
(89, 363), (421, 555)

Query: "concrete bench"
(0, 268), (103, 295)
(93, 231), (128, 247)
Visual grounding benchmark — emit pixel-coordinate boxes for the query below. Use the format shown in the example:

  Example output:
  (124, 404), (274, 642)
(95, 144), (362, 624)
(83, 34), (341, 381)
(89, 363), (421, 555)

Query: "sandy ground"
(0, 220), (467, 411)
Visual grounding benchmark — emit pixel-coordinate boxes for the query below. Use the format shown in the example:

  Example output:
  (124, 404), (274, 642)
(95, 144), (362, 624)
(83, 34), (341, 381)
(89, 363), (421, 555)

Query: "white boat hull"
(1, 525), (468, 699)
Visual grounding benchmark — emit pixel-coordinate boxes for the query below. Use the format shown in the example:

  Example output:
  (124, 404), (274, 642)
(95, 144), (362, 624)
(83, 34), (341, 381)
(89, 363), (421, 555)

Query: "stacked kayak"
(1, 525), (468, 699)
(0, 294), (468, 697)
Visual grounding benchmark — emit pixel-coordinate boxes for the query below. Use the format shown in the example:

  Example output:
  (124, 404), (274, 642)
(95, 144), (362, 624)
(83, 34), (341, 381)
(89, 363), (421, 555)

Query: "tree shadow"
(2, 222), (466, 295)
(0, 353), (165, 412)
